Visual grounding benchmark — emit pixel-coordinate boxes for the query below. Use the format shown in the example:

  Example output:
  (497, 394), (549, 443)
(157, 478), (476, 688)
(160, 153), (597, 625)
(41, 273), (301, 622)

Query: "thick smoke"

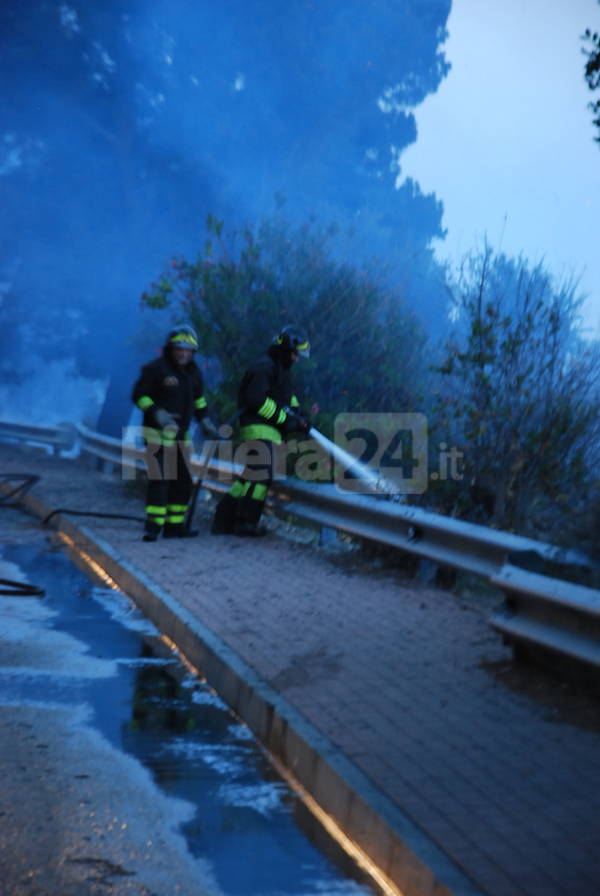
(0, 0), (451, 424)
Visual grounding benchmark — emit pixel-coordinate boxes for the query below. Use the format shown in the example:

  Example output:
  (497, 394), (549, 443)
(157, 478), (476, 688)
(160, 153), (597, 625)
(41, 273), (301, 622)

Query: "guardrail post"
(55, 422), (76, 455)
(490, 564), (600, 688)
(415, 557), (438, 584)
(96, 457), (117, 476)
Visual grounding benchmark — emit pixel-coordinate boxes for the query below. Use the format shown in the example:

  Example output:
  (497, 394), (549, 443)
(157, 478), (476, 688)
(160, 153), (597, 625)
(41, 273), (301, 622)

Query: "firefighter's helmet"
(166, 324), (199, 352)
(274, 325), (310, 358)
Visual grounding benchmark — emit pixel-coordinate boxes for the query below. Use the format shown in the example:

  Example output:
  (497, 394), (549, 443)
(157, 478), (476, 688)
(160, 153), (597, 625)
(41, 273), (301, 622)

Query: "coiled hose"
(0, 472), (143, 597)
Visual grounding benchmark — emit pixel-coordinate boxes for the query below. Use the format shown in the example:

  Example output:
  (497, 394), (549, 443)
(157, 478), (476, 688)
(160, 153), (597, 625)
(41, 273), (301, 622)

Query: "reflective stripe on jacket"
(237, 346), (300, 444)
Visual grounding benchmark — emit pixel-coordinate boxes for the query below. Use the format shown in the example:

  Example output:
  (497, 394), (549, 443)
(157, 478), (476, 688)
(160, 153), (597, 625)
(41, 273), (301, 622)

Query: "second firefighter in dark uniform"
(132, 324), (207, 541)
(211, 324), (310, 536)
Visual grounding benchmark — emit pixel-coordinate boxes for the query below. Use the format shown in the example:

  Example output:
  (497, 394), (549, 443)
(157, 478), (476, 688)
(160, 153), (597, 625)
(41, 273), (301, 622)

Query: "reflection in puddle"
(1, 543), (379, 896)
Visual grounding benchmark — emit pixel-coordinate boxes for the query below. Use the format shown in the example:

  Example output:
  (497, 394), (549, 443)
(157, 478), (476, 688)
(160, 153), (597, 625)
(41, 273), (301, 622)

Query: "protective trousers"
(211, 439), (279, 534)
(144, 441), (193, 537)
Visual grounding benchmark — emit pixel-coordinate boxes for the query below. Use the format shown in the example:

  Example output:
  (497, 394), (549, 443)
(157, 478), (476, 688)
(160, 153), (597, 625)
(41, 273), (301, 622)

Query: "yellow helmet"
(274, 324), (310, 358)
(166, 324), (199, 351)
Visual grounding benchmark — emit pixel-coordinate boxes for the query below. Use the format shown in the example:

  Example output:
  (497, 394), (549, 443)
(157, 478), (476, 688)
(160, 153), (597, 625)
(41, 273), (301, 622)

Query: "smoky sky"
(1, 0), (451, 385)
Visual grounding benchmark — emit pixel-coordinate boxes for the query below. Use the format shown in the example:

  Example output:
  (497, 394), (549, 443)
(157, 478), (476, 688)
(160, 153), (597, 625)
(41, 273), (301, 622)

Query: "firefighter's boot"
(210, 495), (237, 534)
(142, 521), (162, 542)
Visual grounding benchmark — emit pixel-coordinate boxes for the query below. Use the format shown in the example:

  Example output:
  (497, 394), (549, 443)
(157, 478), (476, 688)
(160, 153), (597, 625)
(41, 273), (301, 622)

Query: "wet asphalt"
(0, 505), (377, 896)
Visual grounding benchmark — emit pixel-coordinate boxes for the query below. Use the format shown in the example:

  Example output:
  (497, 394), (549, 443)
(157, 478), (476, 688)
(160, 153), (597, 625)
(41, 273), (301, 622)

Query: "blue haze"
(0, 0), (452, 418)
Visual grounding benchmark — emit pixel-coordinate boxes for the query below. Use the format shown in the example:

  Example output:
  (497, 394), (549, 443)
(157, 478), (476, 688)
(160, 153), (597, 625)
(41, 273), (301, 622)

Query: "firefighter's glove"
(283, 409), (310, 436)
(154, 408), (179, 434)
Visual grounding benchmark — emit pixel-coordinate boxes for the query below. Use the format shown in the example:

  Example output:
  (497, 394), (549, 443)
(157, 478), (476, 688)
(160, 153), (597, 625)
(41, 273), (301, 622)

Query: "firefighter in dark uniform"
(211, 324), (311, 536)
(132, 324), (207, 541)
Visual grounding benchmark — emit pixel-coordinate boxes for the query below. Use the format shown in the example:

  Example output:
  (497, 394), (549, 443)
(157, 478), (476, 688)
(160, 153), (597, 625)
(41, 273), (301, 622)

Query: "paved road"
(0, 508), (220, 896)
(1, 443), (600, 896)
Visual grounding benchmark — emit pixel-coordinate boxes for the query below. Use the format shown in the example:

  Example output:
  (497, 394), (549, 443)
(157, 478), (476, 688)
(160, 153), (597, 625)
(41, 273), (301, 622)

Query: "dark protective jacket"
(238, 345), (300, 444)
(131, 351), (207, 445)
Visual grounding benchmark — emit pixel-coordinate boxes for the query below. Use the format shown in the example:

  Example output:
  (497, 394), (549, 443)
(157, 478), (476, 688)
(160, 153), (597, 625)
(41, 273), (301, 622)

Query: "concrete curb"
(6, 485), (483, 896)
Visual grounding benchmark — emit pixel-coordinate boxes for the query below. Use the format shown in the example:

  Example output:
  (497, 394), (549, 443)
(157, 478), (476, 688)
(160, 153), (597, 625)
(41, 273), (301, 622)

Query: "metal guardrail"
(75, 424), (589, 573)
(0, 419), (76, 454)
(2, 419), (599, 681)
(490, 565), (600, 677)
(76, 426), (147, 472)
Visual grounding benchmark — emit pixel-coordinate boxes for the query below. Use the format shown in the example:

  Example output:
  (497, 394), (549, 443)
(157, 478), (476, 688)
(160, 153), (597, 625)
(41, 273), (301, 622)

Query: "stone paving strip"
(1, 443), (600, 896)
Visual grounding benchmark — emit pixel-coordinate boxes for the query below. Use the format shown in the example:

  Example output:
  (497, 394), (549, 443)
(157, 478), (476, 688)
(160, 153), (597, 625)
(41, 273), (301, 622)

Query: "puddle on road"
(0, 541), (379, 896)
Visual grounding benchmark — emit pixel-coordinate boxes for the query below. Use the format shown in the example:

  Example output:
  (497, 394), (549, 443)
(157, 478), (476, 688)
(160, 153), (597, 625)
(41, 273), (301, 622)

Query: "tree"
(582, 6), (600, 145)
(433, 244), (600, 544)
(142, 214), (427, 435)
(0, 0), (452, 393)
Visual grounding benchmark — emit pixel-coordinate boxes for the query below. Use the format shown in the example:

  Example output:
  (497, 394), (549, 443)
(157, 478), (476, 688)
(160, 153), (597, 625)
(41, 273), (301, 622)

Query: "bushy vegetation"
(142, 215), (428, 436)
(142, 216), (600, 557)
(432, 245), (600, 550)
